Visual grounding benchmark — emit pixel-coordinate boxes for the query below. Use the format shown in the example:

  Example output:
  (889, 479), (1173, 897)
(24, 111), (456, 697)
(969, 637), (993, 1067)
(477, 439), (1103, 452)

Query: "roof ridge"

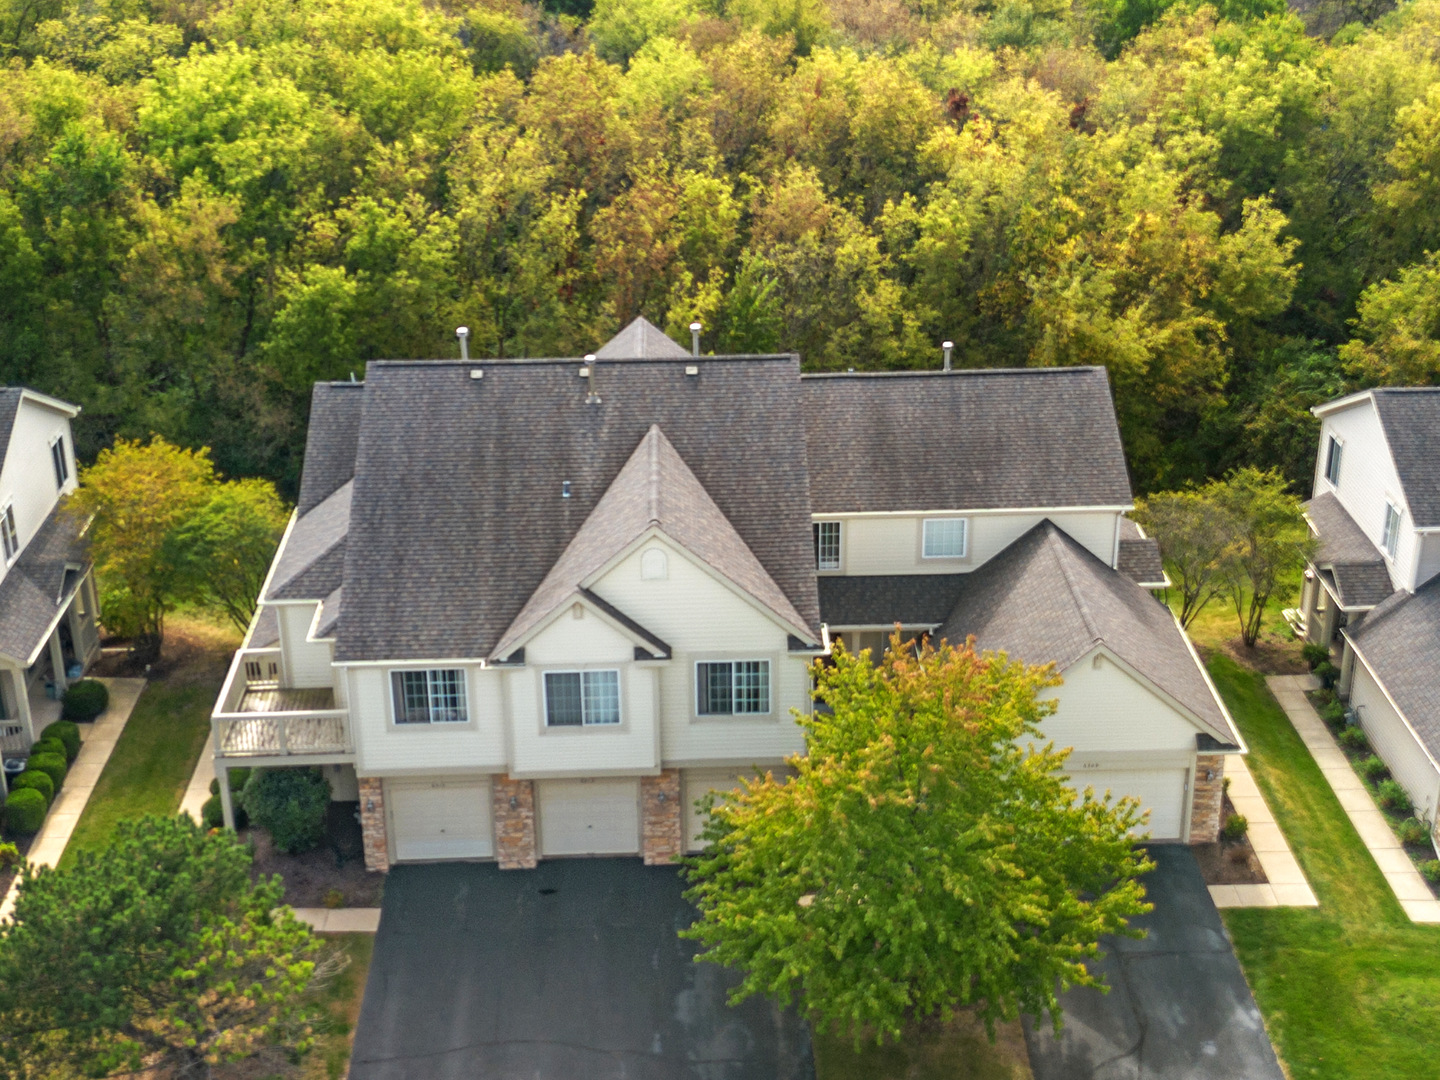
(647, 425), (661, 526)
(800, 366), (1108, 381)
(1045, 522), (1103, 648)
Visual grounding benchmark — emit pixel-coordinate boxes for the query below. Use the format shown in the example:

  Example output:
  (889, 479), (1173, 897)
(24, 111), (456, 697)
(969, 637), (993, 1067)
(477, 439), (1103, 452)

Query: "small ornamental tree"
(682, 635), (1153, 1044)
(1214, 467), (1313, 648)
(1133, 488), (1230, 628)
(0, 815), (320, 1078)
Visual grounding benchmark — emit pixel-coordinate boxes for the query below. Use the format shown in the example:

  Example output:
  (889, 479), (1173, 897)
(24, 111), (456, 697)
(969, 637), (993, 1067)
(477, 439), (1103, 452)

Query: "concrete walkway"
(178, 739), (216, 824)
(1267, 675), (1440, 924)
(292, 907), (382, 933)
(1209, 754), (1318, 909)
(0, 677), (147, 921)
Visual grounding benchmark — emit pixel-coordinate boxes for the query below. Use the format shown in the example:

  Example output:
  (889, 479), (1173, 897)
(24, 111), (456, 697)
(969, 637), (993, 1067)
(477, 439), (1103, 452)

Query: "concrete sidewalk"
(1267, 675), (1440, 924)
(291, 907), (382, 933)
(0, 677), (147, 921)
(178, 740), (216, 824)
(1208, 753), (1318, 909)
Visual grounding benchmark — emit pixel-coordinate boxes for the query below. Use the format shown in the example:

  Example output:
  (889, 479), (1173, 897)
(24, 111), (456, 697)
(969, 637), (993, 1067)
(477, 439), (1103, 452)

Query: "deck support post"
(218, 763), (235, 831)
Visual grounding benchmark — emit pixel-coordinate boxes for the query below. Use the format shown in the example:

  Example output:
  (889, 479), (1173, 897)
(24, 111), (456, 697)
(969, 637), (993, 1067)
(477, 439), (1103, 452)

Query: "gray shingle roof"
(296, 382), (365, 515)
(1346, 577), (1440, 763)
(801, 368), (1133, 513)
(0, 505), (91, 666)
(315, 587), (342, 639)
(593, 317), (691, 359)
(817, 575), (967, 627)
(1371, 389), (1440, 528)
(937, 521), (1236, 744)
(492, 425), (813, 659)
(0, 389), (22, 475)
(266, 481), (351, 601)
(248, 604), (280, 648)
(335, 356), (820, 662)
(1305, 493), (1394, 609)
(1115, 520), (1167, 586)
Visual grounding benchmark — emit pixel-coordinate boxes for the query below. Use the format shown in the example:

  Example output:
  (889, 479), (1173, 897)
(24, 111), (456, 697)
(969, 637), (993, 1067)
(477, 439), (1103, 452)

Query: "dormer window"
(1324, 436), (1342, 487)
(922, 517), (967, 559)
(697, 660), (770, 715)
(814, 521), (840, 570)
(1, 504), (16, 562)
(51, 435), (69, 489)
(391, 669), (468, 724)
(1382, 502), (1401, 559)
(545, 670), (621, 727)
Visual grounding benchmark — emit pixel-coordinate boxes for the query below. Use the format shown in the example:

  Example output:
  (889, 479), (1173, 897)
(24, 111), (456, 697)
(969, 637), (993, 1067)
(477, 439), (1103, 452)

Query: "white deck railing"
(212, 648), (351, 759)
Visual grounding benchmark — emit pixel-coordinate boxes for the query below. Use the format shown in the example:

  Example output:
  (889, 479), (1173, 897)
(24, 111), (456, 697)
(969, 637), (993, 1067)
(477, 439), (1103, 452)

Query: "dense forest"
(2, 0), (1438, 495)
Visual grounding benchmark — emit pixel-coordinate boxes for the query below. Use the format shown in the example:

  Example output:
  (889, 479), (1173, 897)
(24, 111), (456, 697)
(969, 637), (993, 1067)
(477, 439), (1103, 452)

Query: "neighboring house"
(1302, 388), (1440, 823)
(211, 319), (1242, 871)
(0, 388), (101, 768)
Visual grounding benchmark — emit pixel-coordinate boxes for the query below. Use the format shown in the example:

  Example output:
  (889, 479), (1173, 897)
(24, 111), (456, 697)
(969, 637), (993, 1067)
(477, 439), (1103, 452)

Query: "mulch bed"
(1194, 794), (1268, 885)
(245, 801), (385, 908)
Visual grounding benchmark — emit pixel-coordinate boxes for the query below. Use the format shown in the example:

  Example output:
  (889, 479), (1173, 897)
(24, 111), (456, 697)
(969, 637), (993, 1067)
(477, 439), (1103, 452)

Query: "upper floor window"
(1324, 435), (1342, 486)
(697, 660), (770, 715)
(814, 521), (841, 570)
(545, 670), (620, 727)
(51, 435), (69, 489)
(922, 518), (967, 559)
(1382, 502), (1402, 559)
(1, 505), (17, 562)
(391, 668), (467, 724)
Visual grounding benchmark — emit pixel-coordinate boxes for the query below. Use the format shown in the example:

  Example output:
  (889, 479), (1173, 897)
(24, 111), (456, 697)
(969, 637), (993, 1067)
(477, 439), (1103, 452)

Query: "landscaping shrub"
(1361, 755), (1389, 781)
(1377, 780), (1412, 813)
(4, 788), (47, 834)
(0, 841), (18, 869)
(40, 720), (81, 762)
(1396, 817), (1428, 846)
(1320, 700), (1346, 730)
(1338, 726), (1369, 751)
(322, 888), (345, 910)
(28, 738), (67, 763)
(1222, 813), (1249, 842)
(26, 752), (67, 791)
(1314, 661), (1339, 689)
(240, 768), (330, 855)
(61, 679), (109, 721)
(1301, 642), (1330, 669)
(11, 770), (54, 806)
(1421, 860), (1440, 884)
(201, 794), (224, 830)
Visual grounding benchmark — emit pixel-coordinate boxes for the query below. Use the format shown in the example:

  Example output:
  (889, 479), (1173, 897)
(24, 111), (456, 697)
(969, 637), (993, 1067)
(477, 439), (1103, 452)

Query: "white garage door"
(389, 778), (494, 862)
(538, 778), (640, 856)
(684, 766), (794, 852)
(1069, 769), (1188, 841)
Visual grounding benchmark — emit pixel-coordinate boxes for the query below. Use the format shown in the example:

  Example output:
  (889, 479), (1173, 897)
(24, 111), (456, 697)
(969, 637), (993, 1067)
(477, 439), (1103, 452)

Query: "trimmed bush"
(11, 770), (54, 805)
(240, 768), (330, 855)
(4, 788), (47, 834)
(201, 794), (224, 830)
(1338, 726), (1368, 751)
(61, 679), (108, 721)
(40, 720), (81, 762)
(1377, 780), (1412, 813)
(26, 752), (67, 791)
(1320, 700), (1346, 730)
(1221, 813), (1249, 842)
(1361, 755), (1389, 781)
(1314, 661), (1340, 689)
(1396, 817), (1428, 846)
(29, 738), (67, 763)
(1421, 860), (1440, 884)
(1301, 642), (1330, 669)
(0, 841), (19, 869)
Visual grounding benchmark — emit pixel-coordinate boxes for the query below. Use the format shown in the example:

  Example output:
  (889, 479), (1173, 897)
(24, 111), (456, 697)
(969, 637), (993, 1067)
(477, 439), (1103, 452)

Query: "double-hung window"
(1324, 436), (1342, 487)
(696, 660), (770, 716)
(1, 505), (17, 562)
(814, 521), (841, 571)
(922, 518), (967, 559)
(51, 436), (68, 489)
(391, 669), (468, 724)
(1382, 503), (1402, 559)
(545, 670), (621, 727)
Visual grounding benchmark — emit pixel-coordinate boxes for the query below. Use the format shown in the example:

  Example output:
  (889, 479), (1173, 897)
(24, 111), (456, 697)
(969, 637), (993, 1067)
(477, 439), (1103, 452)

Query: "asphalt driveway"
(349, 858), (814, 1080)
(1024, 845), (1285, 1080)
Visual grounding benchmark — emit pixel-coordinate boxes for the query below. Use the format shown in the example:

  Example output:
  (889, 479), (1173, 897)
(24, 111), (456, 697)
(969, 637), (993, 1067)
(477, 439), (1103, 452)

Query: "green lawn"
(1206, 654), (1440, 1080)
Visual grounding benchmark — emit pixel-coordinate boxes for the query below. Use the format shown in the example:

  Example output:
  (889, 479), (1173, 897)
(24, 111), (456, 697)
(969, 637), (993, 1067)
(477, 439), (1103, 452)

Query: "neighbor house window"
(1324, 436), (1342, 486)
(51, 436), (68, 489)
(922, 518), (967, 559)
(545, 670), (620, 727)
(814, 521), (840, 570)
(1382, 503), (1402, 559)
(391, 669), (468, 724)
(1, 505), (16, 562)
(696, 660), (770, 715)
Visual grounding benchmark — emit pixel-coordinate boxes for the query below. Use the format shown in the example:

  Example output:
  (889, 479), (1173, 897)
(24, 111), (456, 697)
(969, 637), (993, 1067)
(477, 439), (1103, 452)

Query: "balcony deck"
(213, 648), (351, 760)
(218, 713), (349, 756)
(238, 686), (335, 713)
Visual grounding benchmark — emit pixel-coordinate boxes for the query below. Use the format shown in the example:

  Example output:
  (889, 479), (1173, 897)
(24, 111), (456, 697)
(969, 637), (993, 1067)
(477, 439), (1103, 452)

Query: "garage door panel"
(538, 779), (640, 856)
(390, 778), (493, 862)
(684, 766), (794, 852)
(1068, 768), (1187, 841)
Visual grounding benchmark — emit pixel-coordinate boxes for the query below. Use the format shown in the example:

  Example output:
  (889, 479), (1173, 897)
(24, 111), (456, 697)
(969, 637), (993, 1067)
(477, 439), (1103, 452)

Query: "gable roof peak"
(594, 317), (691, 360)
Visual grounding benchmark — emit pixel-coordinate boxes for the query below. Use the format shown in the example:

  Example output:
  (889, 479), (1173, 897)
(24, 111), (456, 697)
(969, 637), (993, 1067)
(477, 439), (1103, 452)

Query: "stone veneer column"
(493, 775), (538, 869)
(358, 777), (389, 873)
(641, 769), (683, 865)
(1189, 755), (1226, 844)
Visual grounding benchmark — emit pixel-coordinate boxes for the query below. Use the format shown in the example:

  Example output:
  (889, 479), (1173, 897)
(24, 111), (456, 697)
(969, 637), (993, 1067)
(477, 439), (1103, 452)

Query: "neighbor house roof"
(0, 505), (91, 666)
(265, 481), (351, 601)
(800, 367), (1133, 514)
(1370, 389), (1440, 528)
(491, 425), (813, 659)
(1305, 492), (1394, 609)
(0, 390), (22, 471)
(817, 575), (967, 628)
(593, 317), (692, 360)
(1345, 578), (1440, 765)
(296, 382), (365, 515)
(937, 521), (1237, 745)
(1116, 517), (1167, 587)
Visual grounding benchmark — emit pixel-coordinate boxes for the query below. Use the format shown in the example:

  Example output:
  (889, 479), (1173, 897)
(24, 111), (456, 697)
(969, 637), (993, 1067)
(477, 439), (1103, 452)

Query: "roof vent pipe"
(456, 326), (470, 362)
(690, 322), (702, 358)
(942, 340), (953, 372)
(584, 353), (600, 405)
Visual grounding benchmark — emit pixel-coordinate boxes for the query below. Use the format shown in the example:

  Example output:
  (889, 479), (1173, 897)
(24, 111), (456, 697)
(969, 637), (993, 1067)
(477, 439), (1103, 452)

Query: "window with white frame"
(391, 669), (468, 724)
(544, 670), (621, 727)
(1324, 435), (1342, 486)
(814, 521), (841, 570)
(922, 518), (967, 559)
(1382, 502), (1402, 559)
(1, 504), (17, 562)
(51, 435), (69, 489)
(696, 660), (771, 715)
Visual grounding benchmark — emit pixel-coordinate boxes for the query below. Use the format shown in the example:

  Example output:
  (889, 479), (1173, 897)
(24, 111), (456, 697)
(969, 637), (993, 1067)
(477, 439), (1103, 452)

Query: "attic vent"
(685, 365), (698, 377)
(469, 369), (483, 380)
(562, 480), (572, 499)
(641, 549), (668, 580)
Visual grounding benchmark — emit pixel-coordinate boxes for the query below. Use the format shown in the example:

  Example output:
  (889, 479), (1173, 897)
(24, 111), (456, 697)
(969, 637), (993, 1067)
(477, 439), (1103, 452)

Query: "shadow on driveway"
(1024, 845), (1284, 1080)
(349, 859), (814, 1080)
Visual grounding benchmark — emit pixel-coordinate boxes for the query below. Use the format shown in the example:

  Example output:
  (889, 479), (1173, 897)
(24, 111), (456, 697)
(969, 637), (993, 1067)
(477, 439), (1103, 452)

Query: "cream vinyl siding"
(832, 511), (1120, 576)
(683, 765), (793, 851)
(1315, 405), (1415, 591)
(388, 777), (494, 861)
(0, 398), (75, 585)
(537, 778), (640, 855)
(1068, 768), (1189, 841)
(1041, 651), (1205, 754)
(1349, 660), (1440, 821)
(348, 665), (506, 776)
(277, 604), (333, 688)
